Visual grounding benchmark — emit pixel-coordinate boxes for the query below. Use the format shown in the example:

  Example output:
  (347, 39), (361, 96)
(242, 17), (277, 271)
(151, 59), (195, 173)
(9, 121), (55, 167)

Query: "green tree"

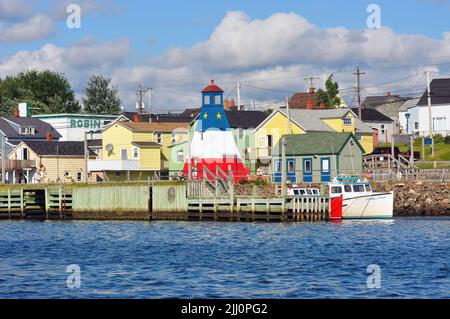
(0, 70), (81, 115)
(82, 74), (121, 114)
(316, 74), (341, 109)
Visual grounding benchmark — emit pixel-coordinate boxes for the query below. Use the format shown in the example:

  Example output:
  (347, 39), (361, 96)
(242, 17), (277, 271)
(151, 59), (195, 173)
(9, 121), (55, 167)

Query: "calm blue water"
(0, 218), (449, 299)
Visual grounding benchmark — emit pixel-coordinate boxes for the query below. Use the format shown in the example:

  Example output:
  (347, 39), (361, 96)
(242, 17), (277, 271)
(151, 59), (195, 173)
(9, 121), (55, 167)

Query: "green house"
(272, 132), (365, 184)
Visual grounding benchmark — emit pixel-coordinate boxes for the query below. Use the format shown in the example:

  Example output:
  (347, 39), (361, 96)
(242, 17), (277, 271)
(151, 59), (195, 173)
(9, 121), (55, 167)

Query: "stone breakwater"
(372, 182), (450, 216)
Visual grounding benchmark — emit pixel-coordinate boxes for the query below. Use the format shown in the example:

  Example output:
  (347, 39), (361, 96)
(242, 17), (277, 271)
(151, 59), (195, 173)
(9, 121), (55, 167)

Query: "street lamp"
(405, 112), (411, 135)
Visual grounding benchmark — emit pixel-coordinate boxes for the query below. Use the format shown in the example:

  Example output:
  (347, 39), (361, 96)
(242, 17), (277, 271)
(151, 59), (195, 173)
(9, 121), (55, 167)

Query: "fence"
(366, 168), (450, 182)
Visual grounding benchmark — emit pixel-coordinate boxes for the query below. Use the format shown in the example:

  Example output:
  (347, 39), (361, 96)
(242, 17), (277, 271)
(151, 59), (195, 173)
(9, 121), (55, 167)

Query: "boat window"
(313, 189), (319, 195)
(293, 189), (299, 195)
(344, 185), (352, 192)
(306, 189), (312, 195)
(365, 184), (372, 192)
(353, 184), (365, 192)
(299, 189), (306, 195)
(331, 186), (342, 194)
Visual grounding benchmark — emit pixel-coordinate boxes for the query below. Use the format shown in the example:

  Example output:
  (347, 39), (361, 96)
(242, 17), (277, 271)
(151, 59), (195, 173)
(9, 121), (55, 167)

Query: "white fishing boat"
(328, 176), (393, 219)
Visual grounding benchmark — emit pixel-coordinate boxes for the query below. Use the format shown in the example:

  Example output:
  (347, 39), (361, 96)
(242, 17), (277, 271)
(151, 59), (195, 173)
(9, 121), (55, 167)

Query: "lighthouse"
(184, 80), (248, 181)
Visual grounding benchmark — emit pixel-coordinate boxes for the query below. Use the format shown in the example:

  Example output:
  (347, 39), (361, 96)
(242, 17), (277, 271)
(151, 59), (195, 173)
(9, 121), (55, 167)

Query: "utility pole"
(236, 81), (241, 111)
(354, 66), (365, 120)
(286, 96), (292, 135)
(281, 137), (287, 197)
(136, 84), (149, 116)
(148, 88), (153, 122)
(84, 131), (88, 183)
(426, 69), (435, 158)
(1, 135), (5, 184)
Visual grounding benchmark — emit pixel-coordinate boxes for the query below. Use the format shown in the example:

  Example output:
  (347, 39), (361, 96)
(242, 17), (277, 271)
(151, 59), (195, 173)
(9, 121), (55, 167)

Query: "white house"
(402, 79), (450, 137)
(32, 114), (121, 141)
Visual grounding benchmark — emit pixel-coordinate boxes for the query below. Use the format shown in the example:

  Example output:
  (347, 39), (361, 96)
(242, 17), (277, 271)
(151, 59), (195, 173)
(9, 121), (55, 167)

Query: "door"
(321, 158), (331, 183)
(274, 159), (282, 183)
(303, 158), (313, 183)
(287, 159), (296, 183)
(121, 149), (128, 160)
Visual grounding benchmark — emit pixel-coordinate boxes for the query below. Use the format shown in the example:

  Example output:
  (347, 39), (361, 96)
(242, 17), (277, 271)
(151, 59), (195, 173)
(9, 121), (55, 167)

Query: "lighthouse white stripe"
(190, 130), (243, 160)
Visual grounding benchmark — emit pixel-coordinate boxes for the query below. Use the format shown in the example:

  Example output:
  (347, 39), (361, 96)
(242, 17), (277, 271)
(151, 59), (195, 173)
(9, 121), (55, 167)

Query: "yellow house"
(8, 141), (97, 184)
(88, 121), (188, 181)
(252, 108), (374, 171)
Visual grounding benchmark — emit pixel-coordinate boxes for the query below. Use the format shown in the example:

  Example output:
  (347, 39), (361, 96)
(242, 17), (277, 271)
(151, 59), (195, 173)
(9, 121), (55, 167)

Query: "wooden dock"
(0, 182), (332, 222)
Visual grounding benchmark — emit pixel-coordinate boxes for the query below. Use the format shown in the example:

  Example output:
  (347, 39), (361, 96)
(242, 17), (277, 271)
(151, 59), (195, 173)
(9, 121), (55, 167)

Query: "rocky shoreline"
(372, 181), (449, 216)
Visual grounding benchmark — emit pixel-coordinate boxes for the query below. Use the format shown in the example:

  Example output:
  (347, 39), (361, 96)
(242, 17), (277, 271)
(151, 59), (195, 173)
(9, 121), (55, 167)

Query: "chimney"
(319, 102), (326, 109)
(308, 87), (316, 94)
(224, 99), (230, 111)
(46, 132), (53, 142)
(14, 109), (20, 117)
(387, 91), (392, 97)
(133, 114), (141, 122)
(306, 100), (315, 110)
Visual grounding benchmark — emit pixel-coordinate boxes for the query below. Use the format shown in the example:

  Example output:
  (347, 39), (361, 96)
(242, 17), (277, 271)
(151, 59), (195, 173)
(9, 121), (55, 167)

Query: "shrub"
(445, 136), (450, 144)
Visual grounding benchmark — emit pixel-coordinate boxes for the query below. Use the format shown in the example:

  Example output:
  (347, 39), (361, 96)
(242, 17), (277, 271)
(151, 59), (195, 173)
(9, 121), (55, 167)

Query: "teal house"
(272, 132), (364, 184)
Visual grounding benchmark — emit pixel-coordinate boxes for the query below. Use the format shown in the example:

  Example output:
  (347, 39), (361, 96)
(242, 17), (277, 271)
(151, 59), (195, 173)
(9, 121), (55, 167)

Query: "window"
(22, 148), (29, 160)
(267, 135), (273, 147)
(343, 118), (352, 126)
(365, 184), (372, 192)
(322, 159), (330, 173)
(259, 136), (267, 147)
(204, 95), (211, 105)
(415, 122), (419, 130)
(20, 127), (29, 135)
(133, 147), (139, 159)
(344, 185), (352, 192)
(76, 171), (82, 182)
(238, 128), (244, 139)
(156, 132), (162, 144)
(304, 160), (312, 173)
(275, 160), (282, 173)
(433, 117), (446, 132)
(353, 184), (365, 192)
(299, 189), (306, 195)
(288, 160), (295, 173)
(214, 95), (221, 105)
(331, 186), (342, 194)
(64, 171), (70, 178)
(171, 132), (176, 143)
(177, 150), (184, 162)
(121, 149), (128, 160)
(30, 127), (36, 135)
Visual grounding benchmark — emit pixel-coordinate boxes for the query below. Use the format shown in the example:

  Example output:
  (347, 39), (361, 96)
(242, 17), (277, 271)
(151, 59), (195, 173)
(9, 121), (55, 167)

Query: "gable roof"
(122, 112), (197, 123)
(362, 95), (404, 107)
(225, 110), (268, 129)
(417, 78), (450, 106)
(399, 98), (420, 112)
(202, 80), (224, 93)
(18, 141), (96, 156)
(273, 132), (365, 156)
(114, 121), (189, 132)
(0, 117), (61, 140)
(289, 92), (320, 109)
(350, 108), (393, 122)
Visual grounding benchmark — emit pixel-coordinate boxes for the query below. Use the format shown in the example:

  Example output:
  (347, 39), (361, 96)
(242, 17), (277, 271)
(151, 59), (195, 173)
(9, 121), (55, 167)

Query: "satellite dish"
(105, 144), (114, 152)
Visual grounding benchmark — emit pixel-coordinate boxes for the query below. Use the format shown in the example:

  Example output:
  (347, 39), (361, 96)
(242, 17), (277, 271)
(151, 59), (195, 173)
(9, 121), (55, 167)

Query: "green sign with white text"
(70, 119), (102, 129)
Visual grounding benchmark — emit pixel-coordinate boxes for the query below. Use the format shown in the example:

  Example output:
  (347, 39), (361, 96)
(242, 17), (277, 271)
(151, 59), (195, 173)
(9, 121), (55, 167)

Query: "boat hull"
(341, 192), (394, 219)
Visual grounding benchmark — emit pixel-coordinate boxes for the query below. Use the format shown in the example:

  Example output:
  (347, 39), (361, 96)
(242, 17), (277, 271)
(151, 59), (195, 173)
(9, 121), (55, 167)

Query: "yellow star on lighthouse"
(203, 112), (208, 119)
(216, 112), (222, 120)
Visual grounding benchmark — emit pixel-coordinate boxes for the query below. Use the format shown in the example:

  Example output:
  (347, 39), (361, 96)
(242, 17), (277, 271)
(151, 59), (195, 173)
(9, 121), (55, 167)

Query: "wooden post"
(58, 188), (62, 220)
(45, 188), (49, 220)
(281, 137), (287, 197)
(422, 137), (425, 161)
(7, 188), (11, 219)
(20, 189), (24, 219)
(410, 134), (415, 166)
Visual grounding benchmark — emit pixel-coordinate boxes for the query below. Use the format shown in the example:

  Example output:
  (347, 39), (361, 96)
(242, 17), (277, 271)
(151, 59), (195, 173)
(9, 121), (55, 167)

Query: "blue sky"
(1, 0), (450, 110)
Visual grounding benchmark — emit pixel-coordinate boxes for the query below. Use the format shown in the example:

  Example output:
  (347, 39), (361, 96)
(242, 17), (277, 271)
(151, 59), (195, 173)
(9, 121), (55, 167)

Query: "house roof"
(417, 78), (450, 106)
(362, 95), (404, 107)
(117, 121), (189, 132)
(0, 117), (61, 140)
(273, 132), (365, 156)
(87, 139), (102, 147)
(350, 108), (393, 122)
(289, 92), (320, 109)
(132, 142), (161, 148)
(19, 141), (96, 156)
(278, 108), (358, 131)
(122, 112), (197, 123)
(202, 80), (224, 93)
(399, 98), (420, 112)
(225, 110), (268, 129)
